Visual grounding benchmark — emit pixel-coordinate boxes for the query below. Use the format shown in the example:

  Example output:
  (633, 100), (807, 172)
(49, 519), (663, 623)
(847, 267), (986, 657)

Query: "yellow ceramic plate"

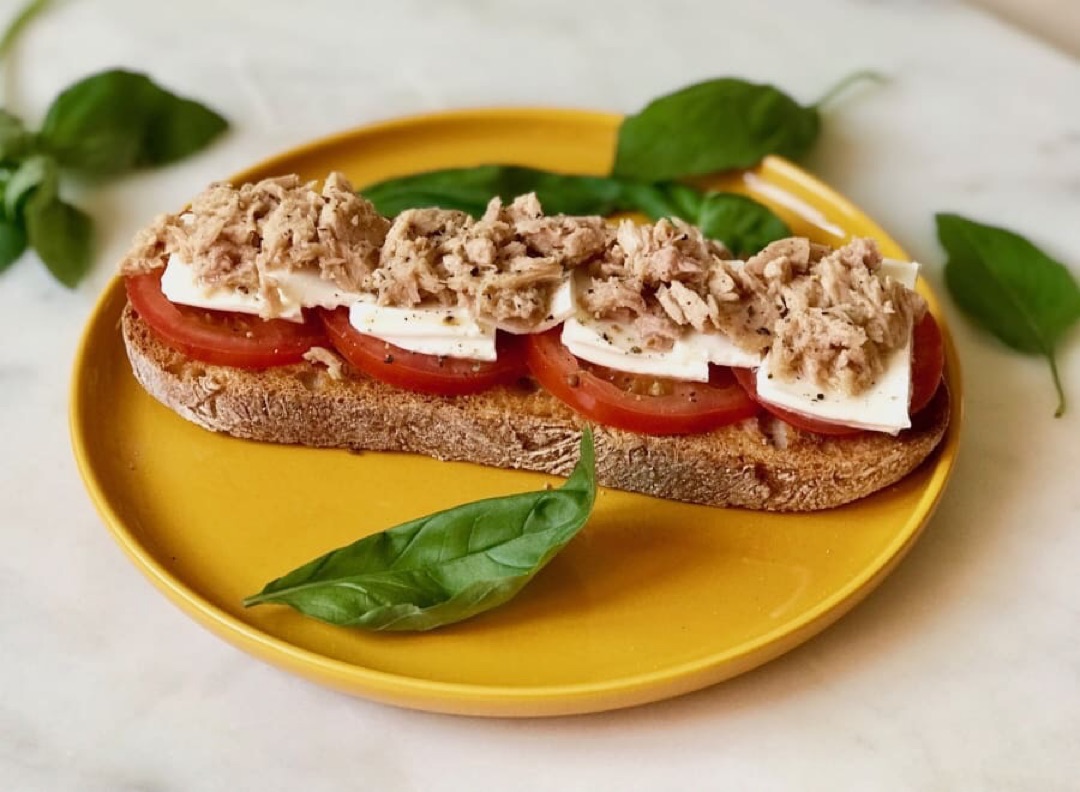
(71, 109), (961, 717)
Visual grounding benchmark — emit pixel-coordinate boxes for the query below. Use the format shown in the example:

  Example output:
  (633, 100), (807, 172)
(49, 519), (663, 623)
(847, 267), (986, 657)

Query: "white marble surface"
(2, 0), (1079, 789)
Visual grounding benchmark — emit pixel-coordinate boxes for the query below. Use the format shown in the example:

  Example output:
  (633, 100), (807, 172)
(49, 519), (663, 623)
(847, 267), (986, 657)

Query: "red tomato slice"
(733, 312), (946, 435)
(125, 270), (328, 368)
(524, 328), (759, 435)
(909, 311), (945, 415)
(320, 308), (530, 396)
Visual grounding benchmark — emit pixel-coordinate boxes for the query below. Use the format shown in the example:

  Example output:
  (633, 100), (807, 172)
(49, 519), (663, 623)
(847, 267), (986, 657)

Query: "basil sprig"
(938, 213), (1080, 416)
(362, 165), (789, 257)
(359, 73), (887, 256)
(0, 1), (228, 286)
(244, 429), (597, 631)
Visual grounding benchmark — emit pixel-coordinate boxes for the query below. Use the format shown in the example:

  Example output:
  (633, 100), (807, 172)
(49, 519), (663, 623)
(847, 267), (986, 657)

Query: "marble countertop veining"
(2, 0), (1079, 789)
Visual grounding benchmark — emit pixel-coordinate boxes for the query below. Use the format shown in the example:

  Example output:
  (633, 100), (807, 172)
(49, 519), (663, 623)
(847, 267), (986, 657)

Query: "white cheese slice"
(755, 340), (913, 434)
(159, 255), (361, 322)
(160, 254), (275, 315)
(881, 257), (920, 289)
(348, 296), (497, 361)
(561, 316), (761, 381)
(562, 317), (708, 380)
(494, 277), (576, 335)
(273, 269), (366, 313)
(753, 258), (921, 434)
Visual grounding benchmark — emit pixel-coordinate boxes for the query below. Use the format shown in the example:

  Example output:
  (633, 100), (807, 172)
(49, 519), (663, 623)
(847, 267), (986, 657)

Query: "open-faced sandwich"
(118, 172), (949, 512)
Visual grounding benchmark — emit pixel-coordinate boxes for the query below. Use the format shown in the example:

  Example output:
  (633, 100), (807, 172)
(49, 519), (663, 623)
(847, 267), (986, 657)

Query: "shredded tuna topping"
(578, 233), (926, 395)
(577, 218), (732, 348)
(121, 174), (925, 394)
(119, 172), (389, 317)
(746, 238), (926, 394)
(375, 194), (610, 330)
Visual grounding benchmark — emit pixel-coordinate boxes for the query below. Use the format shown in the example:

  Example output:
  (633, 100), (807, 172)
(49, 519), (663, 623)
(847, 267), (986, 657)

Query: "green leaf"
(244, 428), (597, 631)
(938, 213), (1080, 416)
(360, 165), (788, 256)
(3, 154), (57, 219)
(139, 93), (230, 166)
(0, 216), (27, 272)
(693, 192), (791, 258)
(39, 69), (228, 178)
(25, 189), (93, 287)
(0, 110), (33, 162)
(611, 78), (821, 182)
(615, 180), (702, 221)
(362, 165), (627, 218)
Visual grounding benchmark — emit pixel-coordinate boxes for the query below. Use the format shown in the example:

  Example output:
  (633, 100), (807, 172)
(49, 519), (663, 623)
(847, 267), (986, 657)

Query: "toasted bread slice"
(121, 305), (950, 512)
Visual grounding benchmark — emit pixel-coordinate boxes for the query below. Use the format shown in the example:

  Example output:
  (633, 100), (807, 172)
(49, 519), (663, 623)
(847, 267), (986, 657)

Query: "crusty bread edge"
(120, 305), (950, 512)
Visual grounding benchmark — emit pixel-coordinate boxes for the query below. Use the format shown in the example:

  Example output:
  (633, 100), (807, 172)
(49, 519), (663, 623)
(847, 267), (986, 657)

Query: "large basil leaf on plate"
(244, 429), (597, 631)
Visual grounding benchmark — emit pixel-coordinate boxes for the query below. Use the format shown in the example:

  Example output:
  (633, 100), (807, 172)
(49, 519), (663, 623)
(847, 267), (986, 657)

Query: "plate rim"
(70, 107), (963, 716)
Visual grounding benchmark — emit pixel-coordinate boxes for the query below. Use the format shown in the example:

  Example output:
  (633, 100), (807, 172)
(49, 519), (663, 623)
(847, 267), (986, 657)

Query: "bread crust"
(120, 305), (950, 512)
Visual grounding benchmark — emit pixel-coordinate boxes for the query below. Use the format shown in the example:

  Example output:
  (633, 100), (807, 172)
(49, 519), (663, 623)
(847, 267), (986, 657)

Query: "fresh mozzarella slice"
(273, 269), (366, 312)
(159, 255), (362, 322)
(755, 340), (913, 434)
(561, 316), (761, 381)
(348, 295), (497, 361)
(881, 258), (920, 288)
(495, 277), (575, 334)
(160, 254), (283, 317)
(753, 258), (921, 435)
(562, 317), (709, 380)
(694, 331), (763, 369)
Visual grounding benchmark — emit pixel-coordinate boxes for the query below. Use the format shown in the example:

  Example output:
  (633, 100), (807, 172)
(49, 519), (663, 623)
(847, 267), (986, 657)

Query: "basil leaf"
(0, 217), (27, 273)
(614, 180), (702, 221)
(361, 165), (788, 256)
(612, 78), (820, 181)
(25, 189), (93, 287)
(694, 192), (791, 257)
(363, 165), (627, 218)
(611, 72), (882, 182)
(938, 212), (1080, 416)
(244, 428), (597, 631)
(3, 154), (57, 219)
(0, 110), (33, 163)
(39, 69), (228, 177)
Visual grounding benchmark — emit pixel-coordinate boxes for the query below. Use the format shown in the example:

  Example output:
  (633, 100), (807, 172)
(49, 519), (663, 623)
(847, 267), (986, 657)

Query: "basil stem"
(0, 0), (51, 65)
(244, 428), (597, 631)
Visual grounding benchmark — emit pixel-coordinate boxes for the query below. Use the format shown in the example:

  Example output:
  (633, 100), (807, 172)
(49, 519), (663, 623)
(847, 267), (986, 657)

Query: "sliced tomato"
(125, 270), (328, 368)
(320, 308), (529, 396)
(732, 367), (859, 436)
(733, 312), (946, 435)
(909, 311), (945, 415)
(524, 328), (758, 435)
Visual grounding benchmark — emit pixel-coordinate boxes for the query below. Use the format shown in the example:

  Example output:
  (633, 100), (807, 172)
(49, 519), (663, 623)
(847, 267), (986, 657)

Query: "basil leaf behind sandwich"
(938, 213), (1080, 416)
(611, 71), (882, 182)
(362, 165), (627, 218)
(244, 429), (597, 631)
(361, 165), (790, 258)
